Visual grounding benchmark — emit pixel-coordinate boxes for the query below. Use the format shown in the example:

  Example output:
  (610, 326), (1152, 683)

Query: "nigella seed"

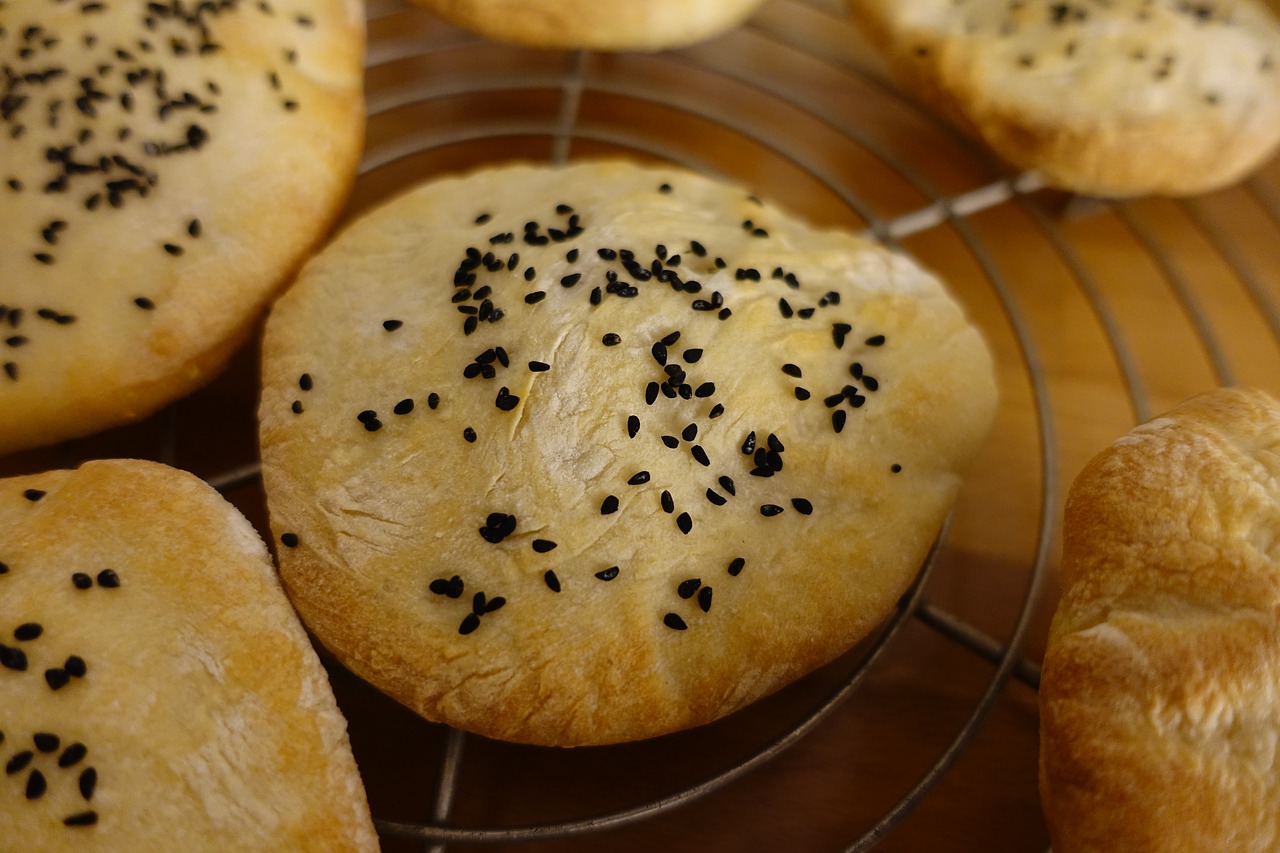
(849, 362), (863, 380)
(79, 767), (96, 800)
(891, 463), (903, 473)
(64, 657), (86, 678)
(532, 539), (557, 553)
(741, 431), (756, 455)
(760, 504), (784, 517)
(382, 319), (403, 331)
(45, 669), (70, 690)
(26, 769), (46, 800)
(458, 613), (481, 635)
(463, 427), (477, 443)
(676, 512), (692, 534)
(661, 490), (674, 513)
(280, 533), (299, 548)
(833, 323), (852, 349)
(529, 361), (550, 372)
(791, 498), (814, 515)
(23, 489), (45, 502)
(495, 387), (519, 411)
(627, 414), (640, 438)
(706, 489), (726, 506)
(661, 331), (681, 346)
(544, 570), (561, 592)
(866, 334), (886, 346)
(645, 382), (659, 406)
(600, 495), (619, 515)
(14, 623), (42, 641)
(662, 435), (679, 449)
(628, 471), (651, 485)
(291, 400), (303, 414)
(781, 363), (802, 378)
(59, 744), (87, 768)
(663, 613), (688, 631)
(709, 403), (725, 418)
(691, 445), (710, 467)
(779, 298), (794, 319)
(695, 382), (715, 398)
(677, 578), (701, 599)
(602, 333), (622, 346)
(595, 566), (620, 581)
(524, 291), (546, 304)
(97, 569), (119, 588)
(560, 273), (581, 288)
(728, 557), (746, 576)
(72, 573), (93, 590)
(651, 342), (667, 365)
(795, 388), (811, 400)
(162, 242), (183, 256)
(394, 399), (414, 415)
(832, 409), (847, 433)
(863, 376), (880, 392)
(427, 393), (440, 409)
(698, 586), (713, 613)
(681, 423), (698, 442)
(6, 751), (33, 774)
(824, 393), (844, 408)
(33, 733), (59, 753)
(768, 434), (785, 453)
(683, 349), (703, 363)
(135, 296), (156, 310)
(64, 811), (98, 827)
(0, 645), (28, 671)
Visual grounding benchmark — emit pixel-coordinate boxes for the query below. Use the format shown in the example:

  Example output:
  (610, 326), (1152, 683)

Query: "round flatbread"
(0, 0), (365, 453)
(0, 459), (376, 850)
(409, 0), (766, 51)
(849, 0), (1280, 196)
(259, 160), (997, 746)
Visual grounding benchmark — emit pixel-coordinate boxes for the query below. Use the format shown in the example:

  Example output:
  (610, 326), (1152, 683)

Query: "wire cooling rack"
(8, 1), (1280, 850)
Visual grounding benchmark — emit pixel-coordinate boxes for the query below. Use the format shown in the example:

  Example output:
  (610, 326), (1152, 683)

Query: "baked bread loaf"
(0, 0), (364, 454)
(409, 0), (766, 51)
(0, 459), (377, 850)
(1040, 387), (1280, 852)
(848, 0), (1280, 197)
(259, 160), (997, 746)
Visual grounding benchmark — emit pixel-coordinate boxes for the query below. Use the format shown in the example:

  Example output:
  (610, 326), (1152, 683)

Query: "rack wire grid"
(7, 0), (1280, 850)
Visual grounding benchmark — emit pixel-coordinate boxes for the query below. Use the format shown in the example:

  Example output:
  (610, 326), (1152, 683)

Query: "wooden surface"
(4, 1), (1280, 850)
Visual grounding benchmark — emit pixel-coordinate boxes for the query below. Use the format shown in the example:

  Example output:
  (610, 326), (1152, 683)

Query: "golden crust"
(259, 160), (997, 746)
(848, 0), (1280, 197)
(1040, 387), (1280, 852)
(409, 0), (766, 51)
(0, 460), (377, 851)
(0, 0), (365, 453)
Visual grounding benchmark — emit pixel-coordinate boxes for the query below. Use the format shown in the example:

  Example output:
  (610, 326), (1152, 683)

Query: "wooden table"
(5, 1), (1278, 850)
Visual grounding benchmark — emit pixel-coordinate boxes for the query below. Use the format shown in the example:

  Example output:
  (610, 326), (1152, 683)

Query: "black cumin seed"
(602, 333), (621, 346)
(566, 249), (579, 262)
(678, 578), (701, 598)
(0, 645), (27, 671)
(474, 213), (491, 224)
(23, 489), (45, 501)
(428, 393), (440, 409)
(458, 613), (480, 635)
(532, 539), (557, 553)
(781, 363), (802, 378)
(778, 298), (794, 319)
(719, 476), (736, 496)
(524, 267), (536, 281)
(866, 334), (886, 346)
(767, 433), (785, 453)
(676, 512), (692, 534)
(79, 767), (96, 800)
(691, 445), (710, 467)
(628, 415), (640, 438)
(741, 431), (756, 454)
(6, 751), (32, 774)
(162, 242), (183, 256)
(662, 435), (679, 449)
(663, 613), (687, 630)
(892, 463), (902, 473)
(280, 533), (299, 548)
(45, 669), (69, 690)
(524, 291), (546, 304)
(661, 331), (681, 346)
(863, 376), (879, 392)
(34, 733), (58, 753)
(658, 183), (673, 193)
(797, 308), (814, 319)
(383, 319), (403, 331)
(596, 566), (620, 581)
(694, 382), (715, 398)
(824, 393), (844, 408)
(791, 498), (813, 515)
(72, 573), (92, 589)
(134, 296), (155, 310)
(14, 623), (42, 641)
(187, 219), (201, 238)
(709, 403), (725, 418)
(680, 423), (698, 442)
(833, 323), (852, 348)
(627, 471), (650, 485)
(590, 287), (602, 305)
(357, 409), (378, 423)
(661, 490), (674, 513)
(544, 570), (561, 592)
(727, 557), (746, 576)
(645, 382), (659, 405)
(26, 768), (47, 799)
(560, 273), (581, 287)
(59, 744), (87, 768)
(64, 811), (98, 827)
(833, 409), (847, 433)
(682, 349), (703, 364)
(64, 656), (86, 678)
(651, 342), (667, 365)
(760, 504), (784, 517)
(463, 316), (478, 335)
(706, 489), (726, 506)
(291, 400), (303, 414)
(463, 427), (477, 443)
(495, 387), (519, 411)
(364, 418), (383, 432)
(698, 586), (713, 613)
(849, 362), (863, 380)
(394, 399), (414, 415)
(601, 495), (619, 514)
(97, 569), (120, 588)
(597, 248), (617, 260)
(795, 388), (811, 401)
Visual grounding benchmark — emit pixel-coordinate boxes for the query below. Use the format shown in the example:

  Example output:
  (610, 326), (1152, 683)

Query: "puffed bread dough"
(1040, 388), (1280, 852)
(848, 0), (1280, 196)
(260, 160), (997, 746)
(409, 0), (766, 51)
(0, 460), (377, 851)
(0, 0), (364, 453)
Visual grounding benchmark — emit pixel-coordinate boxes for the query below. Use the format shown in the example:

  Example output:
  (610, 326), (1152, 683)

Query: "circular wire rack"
(12, 1), (1280, 850)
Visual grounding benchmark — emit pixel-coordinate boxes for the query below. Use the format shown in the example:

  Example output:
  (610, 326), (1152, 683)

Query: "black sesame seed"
(627, 471), (650, 485)
(280, 533), (299, 548)
(187, 219), (201, 238)
(697, 586), (713, 613)
(79, 767), (96, 800)
(0, 645), (27, 671)
(824, 393), (844, 408)
(135, 296), (155, 310)
(741, 431), (756, 455)
(680, 423), (698, 442)
(602, 333), (621, 346)
(463, 427), (477, 443)
(394, 399), (414, 415)
(651, 342), (667, 365)
(866, 334), (886, 346)
(71, 573), (92, 590)
(524, 291), (546, 304)
(383, 319), (403, 331)
(596, 566), (620, 581)
(162, 242), (183, 256)
(529, 360), (550, 372)
(14, 623), (42, 641)
(705, 489), (726, 506)
(663, 613), (687, 630)
(6, 751), (32, 775)
(532, 539), (557, 553)
(25, 768), (46, 800)
(891, 463), (902, 473)
(694, 382), (715, 398)
(427, 393), (440, 409)
(832, 409), (847, 433)
(45, 669), (69, 690)
(474, 213), (492, 224)
(96, 569), (119, 588)
(23, 489), (45, 501)
(863, 376), (880, 392)
(33, 733), (59, 753)
(833, 323), (852, 349)
(625, 414), (640, 439)
(709, 403), (725, 418)
(659, 183), (673, 193)
(849, 362), (863, 380)
(791, 498), (813, 515)
(645, 382), (659, 406)
(760, 504), (784, 517)
(560, 273), (581, 288)
(524, 267), (537, 281)
(597, 248), (617, 260)
(64, 656), (86, 678)
(291, 400), (303, 414)
(600, 495), (619, 515)
(677, 578), (701, 599)
(691, 445), (710, 467)
(727, 557), (746, 576)
(795, 388), (811, 401)
(676, 512), (692, 534)
(781, 363), (802, 378)
(661, 435), (679, 449)
(797, 308), (814, 319)
(64, 811), (98, 827)
(458, 613), (481, 635)
(544, 570), (561, 592)
(767, 433), (785, 453)
(58, 744), (87, 768)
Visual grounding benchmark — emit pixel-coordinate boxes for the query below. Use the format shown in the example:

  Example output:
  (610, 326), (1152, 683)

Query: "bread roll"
(1040, 387), (1280, 852)
(409, 0), (766, 51)
(848, 0), (1280, 196)
(0, 0), (364, 453)
(259, 160), (997, 746)
(0, 460), (376, 850)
